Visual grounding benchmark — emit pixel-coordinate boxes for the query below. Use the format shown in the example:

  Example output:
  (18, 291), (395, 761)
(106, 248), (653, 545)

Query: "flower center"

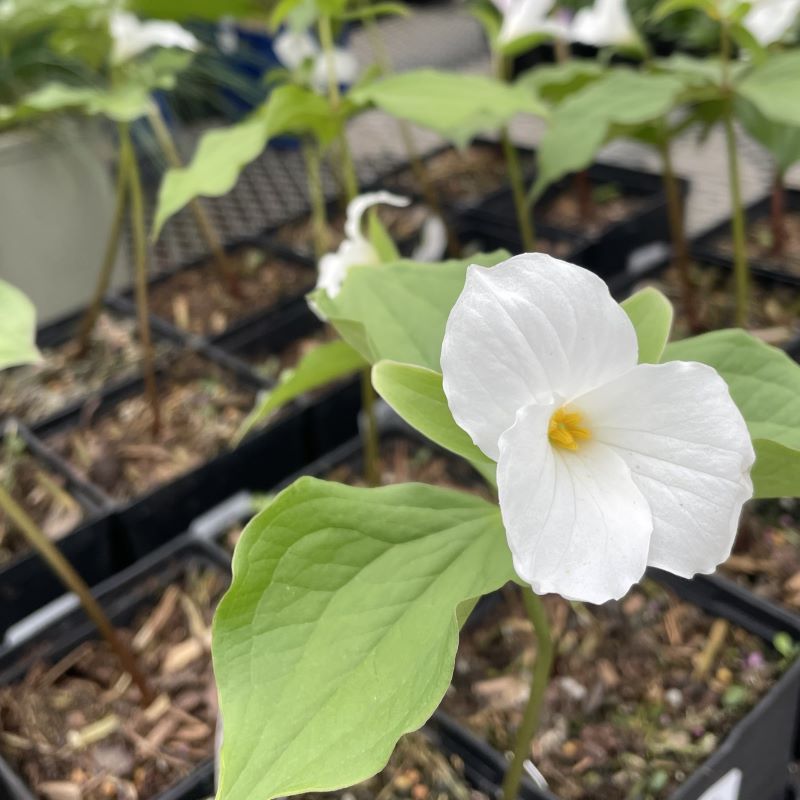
(548, 407), (591, 452)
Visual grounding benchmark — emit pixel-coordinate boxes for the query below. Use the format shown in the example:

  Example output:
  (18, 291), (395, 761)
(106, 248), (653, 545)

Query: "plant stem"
(770, 169), (787, 258)
(573, 170), (595, 221)
(318, 15), (359, 202)
(76, 147), (130, 354)
(360, 369), (380, 486)
(120, 123), (161, 435)
(146, 102), (241, 297)
(0, 484), (155, 704)
(501, 589), (553, 800)
(502, 127), (536, 251)
(659, 137), (700, 332)
(720, 20), (750, 327)
(304, 140), (329, 260)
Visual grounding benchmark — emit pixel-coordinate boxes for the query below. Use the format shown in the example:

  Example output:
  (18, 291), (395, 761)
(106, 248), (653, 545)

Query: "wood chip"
(133, 586), (179, 651)
(693, 619), (729, 679)
(37, 782), (81, 800)
(161, 638), (204, 674)
(142, 693), (171, 725)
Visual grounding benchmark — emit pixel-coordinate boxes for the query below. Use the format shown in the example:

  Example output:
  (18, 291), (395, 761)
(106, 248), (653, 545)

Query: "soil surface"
(721, 499), (800, 610)
(0, 431), (84, 565)
(297, 731), (490, 800)
(444, 582), (789, 800)
(273, 202), (432, 259)
(46, 355), (254, 502)
(386, 144), (533, 208)
(0, 564), (227, 800)
(459, 230), (577, 261)
(540, 182), (647, 239)
(712, 210), (800, 277)
(148, 249), (315, 337)
(636, 262), (800, 346)
(0, 313), (174, 426)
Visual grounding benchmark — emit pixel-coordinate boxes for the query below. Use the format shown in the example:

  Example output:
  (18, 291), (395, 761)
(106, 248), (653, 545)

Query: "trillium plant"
(211, 248), (800, 800)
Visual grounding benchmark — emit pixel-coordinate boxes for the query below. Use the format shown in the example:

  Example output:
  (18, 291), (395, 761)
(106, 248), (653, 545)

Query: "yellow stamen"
(548, 407), (591, 452)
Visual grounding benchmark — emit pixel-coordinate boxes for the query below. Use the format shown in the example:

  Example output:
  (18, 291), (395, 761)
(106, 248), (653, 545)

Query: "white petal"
(311, 48), (360, 92)
(578, 362), (755, 578)
(274, 30), (319, 70)
(342, 191), (410, 244)
(570, 0), (637, 46)
(441, 253), (637, 460)
(411, 215), (448, 262)
(316, 239), (377, 298)
(498, 0), (568, 43)
(497, 403), (652, 604)
(744, 0), (800, 44)
(110, 12), (199, 63)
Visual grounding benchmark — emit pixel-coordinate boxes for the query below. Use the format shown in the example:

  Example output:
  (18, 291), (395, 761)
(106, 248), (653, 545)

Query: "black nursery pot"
(30, 344), (312, 563)
(211, 299), (362, 457)
(0, 421), (118, 643)
(0, 536), (228, 800)
(111, 235), (318, 347)
(692, 189), (800, 287)
(463, 164), (687, 283)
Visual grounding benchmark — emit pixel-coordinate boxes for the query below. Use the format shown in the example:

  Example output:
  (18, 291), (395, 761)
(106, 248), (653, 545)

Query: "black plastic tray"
(462, 163), (688, 283)
(692, 189), (800, 288)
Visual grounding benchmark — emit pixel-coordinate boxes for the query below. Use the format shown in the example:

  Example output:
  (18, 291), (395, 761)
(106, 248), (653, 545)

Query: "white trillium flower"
(494, 0), (570, 45)
(273, 29), (319, 71)
(570, 0), (637, 47)
(316, 192), (410, 299)
(441, 254), (754, 604)
(743, 0), (800, 45)
(109, 11), (200, 65)
(273, 29), (359, 92)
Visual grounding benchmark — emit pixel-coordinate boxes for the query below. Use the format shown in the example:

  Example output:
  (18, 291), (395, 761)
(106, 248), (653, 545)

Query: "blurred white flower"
(743, 0), (800, 45)
(311, 47), (359, 92)
(570, 0), (637, 47)
(441, 253), (754, 604)
(273, 29), (319, 71)
(110, 11), (199, 64)
(493, 0), (569, 45)
(316, 192), (410, 298)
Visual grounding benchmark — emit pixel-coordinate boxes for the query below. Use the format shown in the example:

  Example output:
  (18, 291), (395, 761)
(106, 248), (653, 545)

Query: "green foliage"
(663, 330), (800, 497)
(621, 288), (674, 364)
(735, 95), (800, 174)
(0, 279), (41, 370)
(371, 361), (496, 482)
(516, 61), (604, 107)
(310, 251), (509, 371)
(350, 70), (547, 148)
(335, 2), (409, 21)
(154, 86), (340, 234)
(530, 69), (685, 200)
(213, 477), (513, 800)
(367, 210), (401, 263)
(738, 51), (800, 130)
(652, 0), (718, 22)
(235, 339), (367, 444)
(130, 0), (259, 20)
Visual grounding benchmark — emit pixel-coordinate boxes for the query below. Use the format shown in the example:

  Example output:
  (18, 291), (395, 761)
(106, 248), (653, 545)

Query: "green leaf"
(235, 338), (367, 444)
(516, 60), (604, 107)
(131, 0), (259, 19)
(738, 51), (800, 130)
(213, 477), (513, 800)
(310, 251), (510, 370)
(371, 361), (496, 483)
(663, 329), (800, 497)
(367, 210), (400, 263)
(735, 95), (800, 174)
(652, 0), (717, 21)
(154, 86), (339, 235)
(530, 69), (685, 200)
(350, 70), (547, 148)
(0, 279), (41, 370)
(621, 287), (674, 364)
